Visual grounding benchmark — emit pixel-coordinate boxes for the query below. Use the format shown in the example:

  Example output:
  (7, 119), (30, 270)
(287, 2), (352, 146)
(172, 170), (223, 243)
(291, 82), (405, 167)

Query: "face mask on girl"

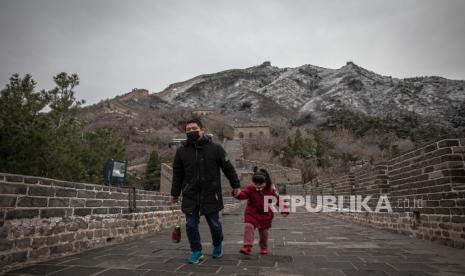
(255, 186), (264, 192)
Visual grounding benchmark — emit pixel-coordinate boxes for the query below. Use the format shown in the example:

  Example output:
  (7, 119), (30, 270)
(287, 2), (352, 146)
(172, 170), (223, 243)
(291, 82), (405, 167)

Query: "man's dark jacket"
(171, 135), (241, 215)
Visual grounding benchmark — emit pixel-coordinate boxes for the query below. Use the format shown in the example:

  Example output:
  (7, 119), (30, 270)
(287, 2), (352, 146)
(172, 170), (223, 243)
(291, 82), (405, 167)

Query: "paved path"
(5, 204), (465, 276)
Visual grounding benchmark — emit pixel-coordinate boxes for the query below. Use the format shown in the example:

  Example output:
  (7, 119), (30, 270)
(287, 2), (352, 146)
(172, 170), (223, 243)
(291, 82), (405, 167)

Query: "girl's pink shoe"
(260, 247), (268, 255)
(239, 245), (252, 256)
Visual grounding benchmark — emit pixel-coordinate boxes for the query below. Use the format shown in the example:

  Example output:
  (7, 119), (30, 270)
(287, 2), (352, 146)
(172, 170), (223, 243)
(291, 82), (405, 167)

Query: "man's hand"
(171, 196), (178, 204)
(232, 188), (241, 197)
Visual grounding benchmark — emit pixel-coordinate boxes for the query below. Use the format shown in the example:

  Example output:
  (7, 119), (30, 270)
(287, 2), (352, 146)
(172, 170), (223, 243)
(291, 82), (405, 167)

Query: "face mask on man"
(186, 131), (200, 143)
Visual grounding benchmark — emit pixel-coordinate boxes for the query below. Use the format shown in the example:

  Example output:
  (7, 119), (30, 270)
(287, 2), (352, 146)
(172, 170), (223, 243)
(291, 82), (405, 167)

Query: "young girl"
(233, 167), (289, 255)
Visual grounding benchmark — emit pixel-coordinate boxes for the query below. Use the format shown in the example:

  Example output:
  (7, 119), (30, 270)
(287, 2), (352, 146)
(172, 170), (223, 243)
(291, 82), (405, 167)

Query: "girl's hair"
(252, 166), (272, 191)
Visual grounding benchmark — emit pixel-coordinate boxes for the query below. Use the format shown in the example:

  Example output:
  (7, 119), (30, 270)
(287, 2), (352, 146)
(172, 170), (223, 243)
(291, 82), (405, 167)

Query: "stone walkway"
(4, 204), (465, 276)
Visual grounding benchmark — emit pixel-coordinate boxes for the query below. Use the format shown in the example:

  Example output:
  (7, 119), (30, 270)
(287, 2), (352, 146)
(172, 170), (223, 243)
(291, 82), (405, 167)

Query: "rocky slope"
(77, 61), (465, 172)
(156, 61), (465, 126)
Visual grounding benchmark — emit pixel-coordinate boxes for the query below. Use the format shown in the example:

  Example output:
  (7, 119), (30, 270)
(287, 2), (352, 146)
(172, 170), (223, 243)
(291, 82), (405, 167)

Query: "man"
(171, 118), (242, 264)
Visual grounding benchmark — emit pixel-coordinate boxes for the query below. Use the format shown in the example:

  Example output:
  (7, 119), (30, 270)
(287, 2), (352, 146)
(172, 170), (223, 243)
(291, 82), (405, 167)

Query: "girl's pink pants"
(243, 222), (269, 248)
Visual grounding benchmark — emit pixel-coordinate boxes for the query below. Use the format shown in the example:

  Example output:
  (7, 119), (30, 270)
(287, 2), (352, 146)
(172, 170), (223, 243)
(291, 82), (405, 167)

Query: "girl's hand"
(232, 188), (241, 197)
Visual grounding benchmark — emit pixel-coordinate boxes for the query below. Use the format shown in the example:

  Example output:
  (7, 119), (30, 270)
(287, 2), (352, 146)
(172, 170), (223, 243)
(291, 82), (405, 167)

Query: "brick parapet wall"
(0, 173), (182, 272)
(304, 138), (465, 249)
(0, 172), (243, 272)
(0, 173), (173, 219)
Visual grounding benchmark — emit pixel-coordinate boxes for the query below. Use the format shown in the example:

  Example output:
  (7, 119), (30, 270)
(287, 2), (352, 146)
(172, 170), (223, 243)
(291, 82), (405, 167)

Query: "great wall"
(0, 171), (240, 272)
(1, 137), (464, 273)
(303, 138), (465, 249)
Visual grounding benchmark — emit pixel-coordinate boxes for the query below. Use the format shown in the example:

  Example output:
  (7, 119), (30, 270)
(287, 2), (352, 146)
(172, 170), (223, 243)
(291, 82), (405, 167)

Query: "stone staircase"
(222, 139), (244, 168)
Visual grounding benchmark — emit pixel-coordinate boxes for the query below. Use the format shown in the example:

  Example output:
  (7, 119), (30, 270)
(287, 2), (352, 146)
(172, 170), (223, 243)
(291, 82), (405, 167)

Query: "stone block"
(23, 177), (39, 184)
(28, 186), (55, 197)
(40, 208), (70, 218)
(5, 175), (23, 183)
(96, 191), (111, 199)
(48, 198), (70, 207)
(70, 198), (86, 207)
(111, 193), (127, 200)
(86, 199), (102, 207)
(92, 208), (108, 215)
(55, 188), (77, 197)
(60, 233), (75, 243)
(0, 251), (27, 267)
(6, 209), (39, 220)
(102, 200), (116, 207)
(29, 247), (50, 259)
(0, 239), (14, 251)
(74, 183), (87, 189)
(17, 196), (47, 207)
(0, 195), (16, 207)
(15, 238), (31, 249)
(66, 219), (88, 231)
(77, 190), (96, 198)
(443, 169), (465, 177)
(74, 208), (92, 217)
(0, 183), (27, 195)
(53, 181), (75, 188)
(109, 208), (122, 214)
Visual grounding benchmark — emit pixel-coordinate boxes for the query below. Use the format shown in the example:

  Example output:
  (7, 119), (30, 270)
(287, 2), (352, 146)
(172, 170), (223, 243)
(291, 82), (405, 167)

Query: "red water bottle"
(172, 224), (181, 243)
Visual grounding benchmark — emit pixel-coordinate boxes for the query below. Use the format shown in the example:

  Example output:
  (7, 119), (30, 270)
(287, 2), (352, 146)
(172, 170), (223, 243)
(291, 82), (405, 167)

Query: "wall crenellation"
(304, 138), (465, 249)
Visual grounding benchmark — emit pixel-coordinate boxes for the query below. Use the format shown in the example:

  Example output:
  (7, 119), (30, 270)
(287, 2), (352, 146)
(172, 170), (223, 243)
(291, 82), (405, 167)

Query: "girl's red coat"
(235, 184), (288, 229)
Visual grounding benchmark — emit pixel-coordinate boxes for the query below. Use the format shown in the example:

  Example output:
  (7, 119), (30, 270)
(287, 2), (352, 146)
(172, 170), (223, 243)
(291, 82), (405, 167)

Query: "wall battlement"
(304, 138), (465, 249)
(118, 89), (149, 101)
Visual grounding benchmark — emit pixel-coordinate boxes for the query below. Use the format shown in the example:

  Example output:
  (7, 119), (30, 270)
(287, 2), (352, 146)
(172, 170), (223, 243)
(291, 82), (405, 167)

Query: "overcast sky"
(1, 0), (464, 105)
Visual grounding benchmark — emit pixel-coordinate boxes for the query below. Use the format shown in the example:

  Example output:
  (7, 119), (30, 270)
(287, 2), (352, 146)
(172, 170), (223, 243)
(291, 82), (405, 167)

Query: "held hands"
(232, 188), (241, 198)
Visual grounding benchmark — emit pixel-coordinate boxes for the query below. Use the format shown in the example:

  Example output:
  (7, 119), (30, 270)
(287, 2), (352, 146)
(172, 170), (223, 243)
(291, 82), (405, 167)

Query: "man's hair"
(185, 118), (204, 129)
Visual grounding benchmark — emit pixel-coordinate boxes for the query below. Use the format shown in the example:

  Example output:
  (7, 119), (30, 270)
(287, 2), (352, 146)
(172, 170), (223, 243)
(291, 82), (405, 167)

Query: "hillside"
(156, 61), (465, 126)
(77, 62), (465, 182)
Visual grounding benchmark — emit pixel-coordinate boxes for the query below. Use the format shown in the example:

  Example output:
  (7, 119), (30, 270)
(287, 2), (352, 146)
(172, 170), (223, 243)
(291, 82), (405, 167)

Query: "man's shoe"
(239, 245), (252, 256)
(260, 247), (268, 255)
(188, 250), (204, 264)
(212, 244), (223, 258)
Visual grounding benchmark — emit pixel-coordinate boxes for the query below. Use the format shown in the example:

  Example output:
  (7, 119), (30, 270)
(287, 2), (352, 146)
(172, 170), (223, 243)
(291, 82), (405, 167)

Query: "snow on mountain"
(155, 61), (465, 125)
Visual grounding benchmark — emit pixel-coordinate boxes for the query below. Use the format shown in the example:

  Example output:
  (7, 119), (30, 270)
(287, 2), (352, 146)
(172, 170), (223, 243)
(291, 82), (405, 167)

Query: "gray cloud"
(1, 0), (464, 105)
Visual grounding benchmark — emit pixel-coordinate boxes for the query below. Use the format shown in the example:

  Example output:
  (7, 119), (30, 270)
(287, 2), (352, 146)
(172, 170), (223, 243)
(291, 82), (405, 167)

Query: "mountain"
(77, 61), (465, 177)
(155, 61), (465, 126)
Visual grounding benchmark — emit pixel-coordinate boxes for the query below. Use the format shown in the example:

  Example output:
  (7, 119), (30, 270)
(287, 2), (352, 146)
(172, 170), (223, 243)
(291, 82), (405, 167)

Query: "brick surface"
(4, 204), (465, 276)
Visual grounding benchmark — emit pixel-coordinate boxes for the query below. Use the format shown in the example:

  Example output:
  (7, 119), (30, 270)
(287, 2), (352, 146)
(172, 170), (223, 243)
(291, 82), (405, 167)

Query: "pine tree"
(0, 74), (49, 175)
(145, 149), (161, 190)
(0, 73), (126, 184)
